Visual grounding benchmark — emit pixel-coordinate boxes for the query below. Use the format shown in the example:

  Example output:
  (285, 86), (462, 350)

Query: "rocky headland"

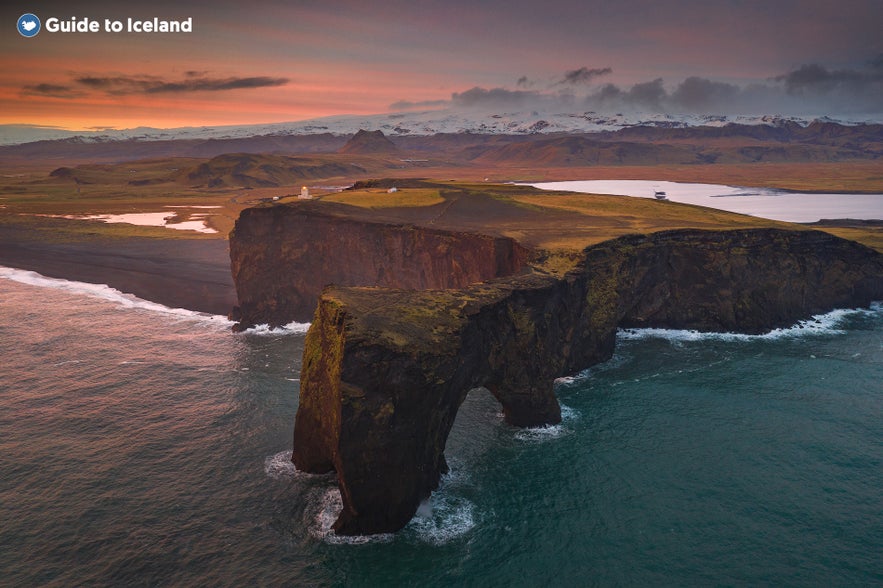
(228, 181), (883, 535)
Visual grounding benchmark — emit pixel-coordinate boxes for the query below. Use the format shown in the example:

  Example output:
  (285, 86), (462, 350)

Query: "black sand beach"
(0, 224), (236, 315)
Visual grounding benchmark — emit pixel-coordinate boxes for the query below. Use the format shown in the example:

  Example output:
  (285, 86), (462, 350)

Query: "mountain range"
(3, 109), (881, 147)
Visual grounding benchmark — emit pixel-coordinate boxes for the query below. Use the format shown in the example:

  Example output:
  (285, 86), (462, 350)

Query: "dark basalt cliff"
(291, 228), (883, 535)
(229, 203), (530, 328)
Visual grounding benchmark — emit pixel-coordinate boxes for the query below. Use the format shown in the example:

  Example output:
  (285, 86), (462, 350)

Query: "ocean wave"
(514, 402), (579, 442)
(617, 305), (882, 343)
(302, 462), (478, 545)
(0, 265), (231, 325)
(405, 492), (476, 546)
(263, 450), (299, 480)
(307, 486), (476, 546)
(267, 453), (392, 546)
(238, 321), (311, 336)
(263, 450), (336, 481)
(438, 461), (473, 489)
(308, 488), (395, 545)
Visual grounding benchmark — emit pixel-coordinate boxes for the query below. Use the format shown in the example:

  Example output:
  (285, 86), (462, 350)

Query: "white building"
(299, 186), (311, 199)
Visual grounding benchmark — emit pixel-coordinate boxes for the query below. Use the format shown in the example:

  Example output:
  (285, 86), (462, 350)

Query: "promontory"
(229, 180), (883, 535)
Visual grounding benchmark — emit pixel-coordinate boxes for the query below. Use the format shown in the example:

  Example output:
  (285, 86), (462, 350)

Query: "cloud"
(626, 78), (666, 109)
(432, 57), (883, 117)
(589, 78), (667, 110)
(774, 63), (881, 94)
(21, 83), (83, 99)
(771, 61), (883, 112)
(670, 77), (740, 111)
(74, 74), (289, 94)
(388, 99), (449, 110)
(23, 73), (289, 99)
(557, 66), (612, 86)
(451, 86), (541, 109)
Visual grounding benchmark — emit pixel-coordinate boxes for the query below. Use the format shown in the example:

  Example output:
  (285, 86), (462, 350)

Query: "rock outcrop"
(229, 202), (530, 328)
(291, 228), (883, 535)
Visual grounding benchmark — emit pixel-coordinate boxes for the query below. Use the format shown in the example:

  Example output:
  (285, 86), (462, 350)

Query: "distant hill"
(0, 133), (347, 162)
(461, 123), (883, 166)
(1, 121), (880, 167)
(338, 130), (400, 155)
(179, 153), (360, 188)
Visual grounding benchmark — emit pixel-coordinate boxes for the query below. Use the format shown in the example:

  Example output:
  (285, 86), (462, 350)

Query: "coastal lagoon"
(531, 180), (883, 222)
(2, 266), (881, 585)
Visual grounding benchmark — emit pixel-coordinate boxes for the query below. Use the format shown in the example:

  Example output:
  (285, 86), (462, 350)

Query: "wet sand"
(0, 225), (236, 316)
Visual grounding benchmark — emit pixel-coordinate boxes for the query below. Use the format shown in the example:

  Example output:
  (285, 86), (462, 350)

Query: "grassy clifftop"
(271, 180), (882, 258)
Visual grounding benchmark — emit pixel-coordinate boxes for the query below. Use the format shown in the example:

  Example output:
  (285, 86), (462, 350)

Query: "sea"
(2, 184), (883, 586)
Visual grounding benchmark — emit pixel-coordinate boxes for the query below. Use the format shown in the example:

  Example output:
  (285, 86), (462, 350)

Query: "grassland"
(0, 150), (880, 312)
(4, 155), (878, 253)
(506, 191), (799, 251)
(1, 157), (252, 239)
(320, 188), (444, 209)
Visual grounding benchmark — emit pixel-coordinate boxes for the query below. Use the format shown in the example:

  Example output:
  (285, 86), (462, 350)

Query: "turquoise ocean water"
(1, 266), (881, 586)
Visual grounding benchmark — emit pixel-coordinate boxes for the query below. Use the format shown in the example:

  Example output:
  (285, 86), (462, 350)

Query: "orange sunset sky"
(3, 0), (882, 131)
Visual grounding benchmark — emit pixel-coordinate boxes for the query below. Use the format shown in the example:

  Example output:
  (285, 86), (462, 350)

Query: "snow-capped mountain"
(1, 110), (879, 146)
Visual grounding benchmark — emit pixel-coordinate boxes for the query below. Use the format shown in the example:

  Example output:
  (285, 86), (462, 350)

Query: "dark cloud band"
(23, 73), (289, 98)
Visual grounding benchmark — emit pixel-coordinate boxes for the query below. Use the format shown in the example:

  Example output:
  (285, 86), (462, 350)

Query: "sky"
(2, 0), (882, 130)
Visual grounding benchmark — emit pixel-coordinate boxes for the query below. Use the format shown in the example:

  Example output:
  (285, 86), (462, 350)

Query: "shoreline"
(0, 225), (236, 316)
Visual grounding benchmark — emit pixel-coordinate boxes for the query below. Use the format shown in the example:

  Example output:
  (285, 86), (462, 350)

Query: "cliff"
(292, 228), (883, 535)
(229, 202), (530, 328)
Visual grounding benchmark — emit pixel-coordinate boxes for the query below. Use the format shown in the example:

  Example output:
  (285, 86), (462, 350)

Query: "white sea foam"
(264, 450), (336, 482)
(263, 450), (300, 480)
(238, 321), (311, 336)
(308, 488), (395, 545)
(0, 265), (232, 325)
(514, 423), (566, 442)
(438, 462), (473, 488)
(617, 305), (882, 343)
(309, 485), (475, 546)
(514, 402), (579, 442)
(406, 492), (476, 545)
(302, 463), (478, 545)
(555, 353), (631, 387)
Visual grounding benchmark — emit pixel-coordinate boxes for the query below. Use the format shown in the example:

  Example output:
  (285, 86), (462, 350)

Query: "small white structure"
(299, 186), (311, 199)
(387, 186), (398, 193)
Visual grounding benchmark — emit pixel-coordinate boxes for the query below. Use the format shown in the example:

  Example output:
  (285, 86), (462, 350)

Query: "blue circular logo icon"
(17, 13), (41, 38)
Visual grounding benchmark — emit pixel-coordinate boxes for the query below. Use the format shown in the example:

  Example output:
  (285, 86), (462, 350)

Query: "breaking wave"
(617, 304), (882, 343)
(238, 321), (311, 336)
(0, 265), (231, 325)
(405, 492), (477, 546)
(302, 465), (479, 546)
(307, 488), (395, 545)
(514, 402), (580, 442)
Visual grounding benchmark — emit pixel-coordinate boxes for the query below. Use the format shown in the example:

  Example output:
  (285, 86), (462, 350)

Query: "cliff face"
(229, 204), (530, 328)
(292, 228), (883, 535)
